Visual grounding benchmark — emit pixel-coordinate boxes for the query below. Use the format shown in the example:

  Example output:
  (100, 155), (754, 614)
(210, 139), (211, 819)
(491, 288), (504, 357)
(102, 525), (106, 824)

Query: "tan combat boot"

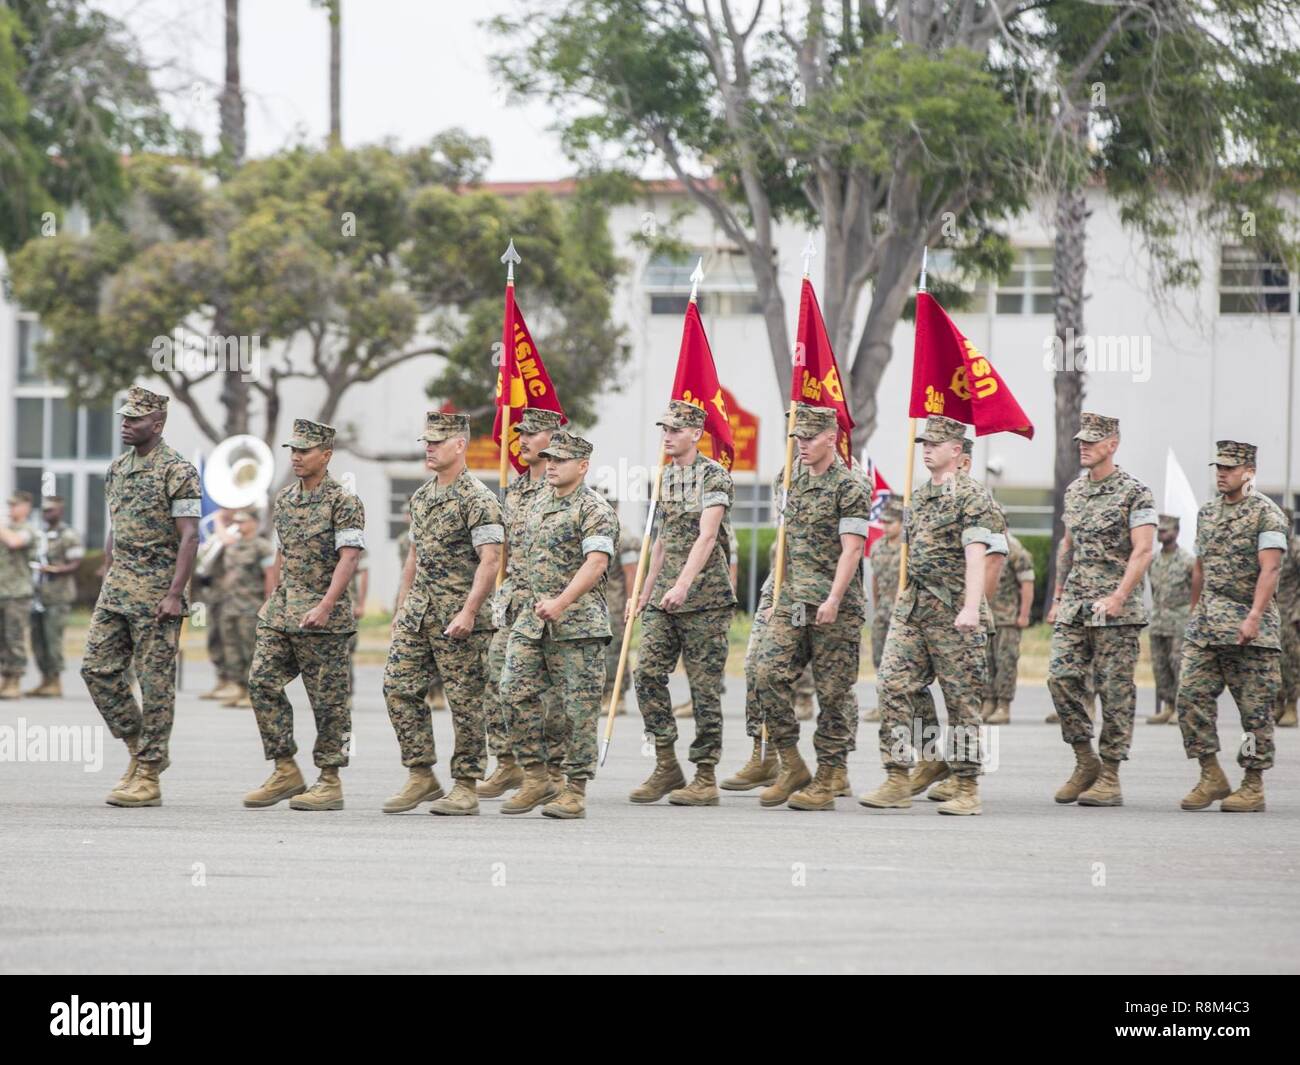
(985, 700), (1010, 725)
(1277, 700), (1297, 728)
(936, 775), (982, 816)
(830, 766), (852, 797)
(629, 745), (687, 804)
(107, 762), (162, 807)
(244, 758), (307, 808)
(382, 767), (444, 813)
(672, 698), (693, 719)
(857, 767), (912, 809)
(0, 675), (21, 699)
(501, 764), (559, 814)
(1221, 769), (1265, 813)
(26, 675), (61, 697)
(1180, 754), (1230, 811)
(794, 691), (815, 721)
(548, 765), (565, 789)
(542, 777), (587, 819)
(787, 764), (838, 811)
(720, 739), (777, 791)
(909, 759), (950, 796)
(1077, 758), (1122, 807)
(477, 755), (524, 798)
(290, 767), (344, 811)
(669, 764), (720, 806)
(759, 745), (812, 808)
(199, 682), (226, 701)
(1147, 701), (1175, 725)
(861, 706), (881, 723)
(220, 686), (248, 707)
(928, 774), (960, 802)
(1054, 741), (1101, 804)
(1044, 710), (1060, 724)
(110, 735), (140, 798)
(211, 680), (241, 702)
(232, 691), (252, 708)
(980, 699), (996, 722)
(429, 778), (479, 816)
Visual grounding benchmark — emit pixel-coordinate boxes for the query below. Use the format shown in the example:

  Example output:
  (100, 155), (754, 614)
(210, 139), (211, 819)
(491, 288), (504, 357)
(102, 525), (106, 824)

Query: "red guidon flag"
(493, 283), (566, 472)
(671, 301), (734, 470)
(862, 455), (893, 553)
(794, 278), (855, 464)
(910, 291), (1033, 438)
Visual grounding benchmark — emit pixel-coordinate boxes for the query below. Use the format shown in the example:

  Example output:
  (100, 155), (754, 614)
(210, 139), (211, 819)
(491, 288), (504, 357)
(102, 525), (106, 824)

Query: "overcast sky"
(94, 0), (578, 181)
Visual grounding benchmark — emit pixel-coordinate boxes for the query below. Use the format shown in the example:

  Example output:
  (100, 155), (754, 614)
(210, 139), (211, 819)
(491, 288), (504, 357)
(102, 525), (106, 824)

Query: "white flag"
(1164, 447), (1199, 554)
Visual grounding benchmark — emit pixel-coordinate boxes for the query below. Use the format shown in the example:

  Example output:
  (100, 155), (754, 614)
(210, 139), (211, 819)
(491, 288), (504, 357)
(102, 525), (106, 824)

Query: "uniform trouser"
(985, 625), (1023, 704)
(0, 597), (32, 677)
(1149, 632), (1184, 708)
(871, 611), (891, 671)
(206, 601), (232, 682)
(753, 605), (859, 769)
(603, 620), (631, 698)
(1047, 621), (1141, 762)
(1176, 642), (1278, 770)
(249, 626), (353, 768)
(483, 625), (569, 765)
(81, 608), (181, 764)
(30, 603), (68, 678)
(503, 633), (605, 780)
(634, 606), (731, 765)
(877, 591), (986, 777)
(743, 606), (816, 739)
(1279, 617), (1299, 704)
(218, 612), (258, 687)
(382, 615), (490, 779)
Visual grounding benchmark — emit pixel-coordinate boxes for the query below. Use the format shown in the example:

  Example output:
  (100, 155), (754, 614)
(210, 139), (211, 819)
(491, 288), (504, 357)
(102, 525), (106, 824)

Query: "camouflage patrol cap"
(282, 418), (336, 450)
(516, 408), (564, 434)
(914, 415), (967, 444)
(881, 498), (904, 522)
(656, 399), (707, 431)
(789, 403), (838, 438)
(420, 411), (470, 443)
(538, 430), (594, 461)
(1074, 411), (1119, 443)
(7, 490), (33, 506)
(115, 385), (169, 418)
(1157, 513), (1180, 531)
(40, 495), (64, 509)
(1210, 440), (1257, 468)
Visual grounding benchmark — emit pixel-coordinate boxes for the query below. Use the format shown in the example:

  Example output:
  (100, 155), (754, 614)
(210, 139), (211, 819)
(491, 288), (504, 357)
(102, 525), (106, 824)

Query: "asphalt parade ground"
(2, 662), (1297, 975)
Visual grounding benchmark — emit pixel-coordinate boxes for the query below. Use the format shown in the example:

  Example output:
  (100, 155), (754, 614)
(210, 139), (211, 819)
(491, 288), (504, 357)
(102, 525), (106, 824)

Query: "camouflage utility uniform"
(1148, 537), (1193, 713)
(31, 519), (82, 684)
(0, 509), (36, 685)
(217, 532), (275, 687)
(986, 533), (1035, 705)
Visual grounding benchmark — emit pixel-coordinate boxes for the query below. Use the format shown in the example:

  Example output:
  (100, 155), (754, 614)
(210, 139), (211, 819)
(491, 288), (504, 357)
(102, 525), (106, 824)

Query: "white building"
(3, 181), (1297, 607)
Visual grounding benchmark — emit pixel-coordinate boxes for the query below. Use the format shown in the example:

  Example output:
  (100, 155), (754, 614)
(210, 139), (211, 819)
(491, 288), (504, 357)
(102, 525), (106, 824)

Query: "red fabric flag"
(493, 283), (566, 473)
(793, 278), (855, 465)
(909, 291), (1033, 439)
(671, 301), (734, 470)
(862, 456), (894, 554)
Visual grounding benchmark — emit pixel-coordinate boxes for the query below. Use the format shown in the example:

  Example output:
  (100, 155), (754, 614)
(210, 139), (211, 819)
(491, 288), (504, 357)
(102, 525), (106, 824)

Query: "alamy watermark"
(0, 718), (104, 772)
(1042, 329), (1151, 383)
(150, 327), (261, 382)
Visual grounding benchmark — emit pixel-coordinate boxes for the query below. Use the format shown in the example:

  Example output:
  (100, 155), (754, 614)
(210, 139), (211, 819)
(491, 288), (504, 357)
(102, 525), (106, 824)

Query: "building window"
(16, 316), (47, 384)
(992, 487), (1054, 535)
(989, 247), (1055, 315)
(388, 476), (425, 540)
(731, 483), (772, 525)
(1219, 246), (1291, 314)
(646, 247), (762, 316)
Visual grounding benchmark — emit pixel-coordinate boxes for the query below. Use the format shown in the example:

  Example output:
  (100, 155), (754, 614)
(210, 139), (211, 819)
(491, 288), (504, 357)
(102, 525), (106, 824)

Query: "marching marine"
(1146, 514), (1193, 724)
(214, 509), (276, 707)
(27, 495), (84, 697)
(0, 490), (37, 699)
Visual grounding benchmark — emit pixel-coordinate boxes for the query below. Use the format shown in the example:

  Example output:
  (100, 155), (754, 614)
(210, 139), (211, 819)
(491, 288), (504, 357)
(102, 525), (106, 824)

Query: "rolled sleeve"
(1015, 567), (1035, 583)
(1259, 530), (1287, 551)
(170, 498), (201, 518)
(961, 525), (995, 548)
(1130, 507), (1158, 529)
(472, 523), (505, 547)
(582, 535), (614, 558)
(838, 517), (869, 538)
(66, 546), (86, 561)
(986, 532), (1008, 556)
(702, 491), (730, 511)
(335, 529), (366, 551)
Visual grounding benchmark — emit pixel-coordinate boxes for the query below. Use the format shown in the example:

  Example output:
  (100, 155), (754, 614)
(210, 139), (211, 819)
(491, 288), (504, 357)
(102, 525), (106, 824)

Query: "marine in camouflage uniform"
(860, 416), (998, 817)
(215, 509), (275, 707)
(0, 490), (37, 699)
(481, 407), (570, 798)
(500, 430), (616, 819)
(398, 520), (445, 712)
(603, 523), (640, 708)
(1047, 412), (1157, 808)
(243, 419), (365, 812)
(382, 411), (503, 817)
(82, 387), (201, 807)
(628, 401), (737, 806)
(195, 514), (235, 701)
(1145, 514), (1193, 724)
(984, 527), (1035, 725)
(1176, 441), (1288, 813)
(751, 404), (869, 812)
(27, 495), (84, 697)
(345, 548), (369, 694)
(1275, 507), (1300, 728)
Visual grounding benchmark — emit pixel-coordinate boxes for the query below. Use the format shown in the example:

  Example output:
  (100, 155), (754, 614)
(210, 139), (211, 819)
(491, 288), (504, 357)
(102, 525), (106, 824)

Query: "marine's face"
(518, 429), (551, 465)
(921, 439), (960, 470)
(290, 445), (329, 480)
(1078, 435), (1117, 469)
(1157, 526), (1178, 546)
(121, 412), (162, 447)
(424, 436), (464, 472)
(661, 425), (701, 458)
(883, 517), (902, 539)
(10, 501), (31, 525)
(42, 503), (62, 527)
(1215, 464), (1252, 495)
(545, 456), (586, 491)
(796, 428), (836, 466)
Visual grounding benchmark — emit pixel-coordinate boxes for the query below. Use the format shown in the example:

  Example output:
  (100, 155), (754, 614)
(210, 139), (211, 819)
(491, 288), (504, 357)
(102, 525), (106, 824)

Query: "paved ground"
(2, 661), (1297, 974)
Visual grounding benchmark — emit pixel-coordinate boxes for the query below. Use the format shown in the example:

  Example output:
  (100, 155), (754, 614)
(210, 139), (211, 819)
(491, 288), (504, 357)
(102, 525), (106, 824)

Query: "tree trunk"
(329, 1), (341, 147)
(1044, 178), (1089, 614)
(219, 0), (245, 169)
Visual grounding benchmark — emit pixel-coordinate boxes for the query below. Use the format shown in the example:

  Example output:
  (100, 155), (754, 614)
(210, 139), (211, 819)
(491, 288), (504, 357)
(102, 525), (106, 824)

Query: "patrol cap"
(40, 495), (64, 508)
(283, 418), (336, 450)
(881, 498), (904, 521)
(516, 408), (565, 434)
(914, 415), (967, 444)
(419, 411), (470, 443)
(789, 403), (838, 439)
(1157, 513), (1180, 531)
(1074, 412), (1119, 443)
(538, 430), (594, 461)
(8, 490), (34, 506)
(656, 399), (707, 431)
(1210, 440), (1257, 468)
(232, 509), (257, 523)
(115, 385), (169, 418)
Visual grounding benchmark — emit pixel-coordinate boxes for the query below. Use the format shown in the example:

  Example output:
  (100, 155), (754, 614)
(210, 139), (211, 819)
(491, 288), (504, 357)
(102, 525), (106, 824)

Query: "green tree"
(8, 137), (626, 450)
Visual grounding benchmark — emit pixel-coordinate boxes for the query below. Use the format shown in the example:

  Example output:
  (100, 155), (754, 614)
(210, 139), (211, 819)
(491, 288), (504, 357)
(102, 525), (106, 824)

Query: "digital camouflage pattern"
(1176, 491), (1288, 770)
(869, 535), (901, 671)
(32, 522), (83, 677)
(985, 626), (1023, 703)
(250, 628), (354, 767)
(81, 611), (182, 763)
(635, 607), (732, 764)
(484, 624), (569, 763)
(0, 521), (34, 678)
(602, 529), (641, 698)
(1148, 545), (1193, 706)
(217, 535), (274, 684)
(258, 474), (364, 635)
(754, 456), (869, 768)
(742, 550), (815, 739)
(1048, 624), (1141, 760)
(991, 534), (1035, 627)
(648, 454), (737, 611)
(896, 473), (997, 612)
(984, 533), (1033, 703)
(503, 635), (605, 778)
(1279, 531), (1300, 703)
